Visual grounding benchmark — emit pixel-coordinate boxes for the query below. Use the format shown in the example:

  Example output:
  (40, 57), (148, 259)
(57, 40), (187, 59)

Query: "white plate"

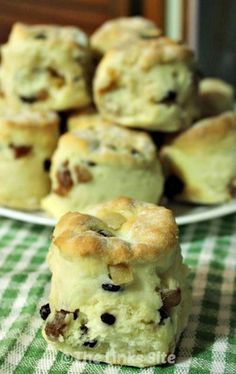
(0, 199), (236, 227)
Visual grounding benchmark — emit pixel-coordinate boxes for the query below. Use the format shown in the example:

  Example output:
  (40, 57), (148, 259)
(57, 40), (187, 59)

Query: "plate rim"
(0, 199), (236, 227)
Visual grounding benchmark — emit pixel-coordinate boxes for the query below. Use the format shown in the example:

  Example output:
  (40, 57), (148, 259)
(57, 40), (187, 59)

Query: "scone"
(67, 107), (104, 131)
(0, 109), (59, 210)
(199, 78), (234, 117)
(94, 37), (199, 132)
(161, 112), (236, 204)
(1, 23), (92, 111)
(40, 197), (191, 367)
(42, 121), (164, 218)
(91, 16), (161, 57)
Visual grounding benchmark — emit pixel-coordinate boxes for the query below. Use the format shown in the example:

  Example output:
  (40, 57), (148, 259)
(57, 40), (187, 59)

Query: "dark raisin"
(19, 95), (38, 104)
(83, 339), (97, 348)
(9, 144), (32, 159)
(86, 161), (96, 167)
(161, 90), (177, 104)
(102, 283), (121, 292)
(97, 229), (113, 237)
(40, 303), (51, 320)
(164, 175), (184, 199)
(159, 307), (169, 325)
(73, 309), (79, 320)
(35, 33), (47, 40)
(101, 312), (116, 325)
(80, 325), (88, 335)
(44, 159), (51, 172)
(131, 148), (140, 156)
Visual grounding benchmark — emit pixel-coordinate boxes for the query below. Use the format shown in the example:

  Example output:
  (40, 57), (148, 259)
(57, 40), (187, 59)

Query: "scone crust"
(53, 197), (179, 265)
(94, 37), (198, 131)
(91, 16), (161, 56)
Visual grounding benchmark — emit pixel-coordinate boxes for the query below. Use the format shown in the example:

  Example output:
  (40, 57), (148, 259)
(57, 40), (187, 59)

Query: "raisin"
(161, 288), (181, 311)
(44, 159), (51, 172)
(39, 303), (51, 320)
(164, 175), (184, 199)
(102, 283), (121, 292)
(19, 95), (38, 104)
(83, 340), (97, 348)
(101, 313), (116, 325)
(34, 33), (47, 39)
(75, 165), (92, 183)
(228, 180), (236, 197)
(9, 144), (32, 159)
(97, 229), (113, 237)
(86, 161), (96, 167)
(54, 162), (73, 196)
(131, 148), (140, 156)
(80, 325), (88, 335)
(161, 90), (177, 104)
(159, 307), (169, 325)
(45, 310), (68, 340)
(73, 309), (79, 320)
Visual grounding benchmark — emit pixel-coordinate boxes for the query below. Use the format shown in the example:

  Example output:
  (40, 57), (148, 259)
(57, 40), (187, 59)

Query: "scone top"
(59, 121), (159, 167)
(91, 16), (161, 56)
(8, 22), (89, 48)
(53, 197), (179, 266)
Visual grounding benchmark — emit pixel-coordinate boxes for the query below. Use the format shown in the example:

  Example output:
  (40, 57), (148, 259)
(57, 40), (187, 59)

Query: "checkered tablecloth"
(0, 214), (235, 374)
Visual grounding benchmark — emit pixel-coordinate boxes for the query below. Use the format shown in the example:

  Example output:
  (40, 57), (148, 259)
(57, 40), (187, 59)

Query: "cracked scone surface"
(161, 112), (236, 204)
(42, 121), (164, 218)
(91, 16), (161, 57)
(1, 23), (92, 111)
(94, 37), (199, 132)
(41, 197), (191, 367)
(0, 109), (59, 210)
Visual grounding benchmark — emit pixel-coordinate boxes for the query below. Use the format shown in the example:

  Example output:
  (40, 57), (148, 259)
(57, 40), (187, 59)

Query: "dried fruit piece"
(102, 283), (121, 292)
(54, 161), (73, 196)
(109, 264), (133, 285)
(9, 144), (32, 159)
(45, 310), (68, 341)
(83, 340), (97, 348)
(40, 303), (51, 320)
(101, 312), (116, 325)
(75, 165), (92, 183)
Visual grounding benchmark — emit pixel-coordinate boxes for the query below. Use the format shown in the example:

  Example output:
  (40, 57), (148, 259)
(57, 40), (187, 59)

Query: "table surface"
(0, 214), (235, 374)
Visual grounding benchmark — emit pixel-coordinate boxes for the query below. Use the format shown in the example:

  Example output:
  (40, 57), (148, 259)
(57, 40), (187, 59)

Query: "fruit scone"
(1, 23), (92, 111)
(199, 78), (234, 118)
(161, 112), (236, 204)
(40, 197), (191, 368)
(94, 37), (199, 132)
(42, 120), (164, 218)
(0, 109), (59, 210)
(91, 16), (161, 58)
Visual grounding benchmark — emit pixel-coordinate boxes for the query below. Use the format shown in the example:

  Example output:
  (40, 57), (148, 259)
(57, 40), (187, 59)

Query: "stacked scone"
(0, 17), (235, 214)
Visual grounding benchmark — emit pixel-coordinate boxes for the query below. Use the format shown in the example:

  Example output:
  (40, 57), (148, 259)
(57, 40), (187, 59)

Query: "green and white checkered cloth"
(0, 214), (236, 374)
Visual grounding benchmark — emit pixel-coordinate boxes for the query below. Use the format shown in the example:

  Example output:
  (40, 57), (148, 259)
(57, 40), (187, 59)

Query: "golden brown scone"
(42, 120), (164, 218)
(1, 23), (92, 111)
(94, 37), (199, 132)
(199, 78), (234, 118)
(91, 16), (161, 57)
(0, 109), (59, 210)
(161, 112), (236, 204)
(40, 197), (191, 367)
(67, 107), (105, 131)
